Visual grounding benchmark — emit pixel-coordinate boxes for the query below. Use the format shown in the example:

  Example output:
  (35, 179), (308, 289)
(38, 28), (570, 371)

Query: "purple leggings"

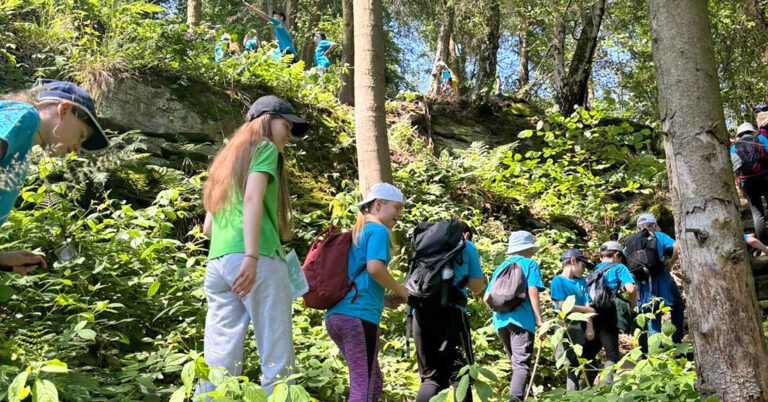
(325, 314), (383, 402)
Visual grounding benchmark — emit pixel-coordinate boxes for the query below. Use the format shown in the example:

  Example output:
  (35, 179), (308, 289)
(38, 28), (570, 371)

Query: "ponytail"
(351, 203), (371, 247)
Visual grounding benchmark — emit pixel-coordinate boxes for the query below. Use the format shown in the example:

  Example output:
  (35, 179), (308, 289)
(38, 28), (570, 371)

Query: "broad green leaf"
(475, 380), (494, 401)
(562, 295), (576, 315)
(8, 370), (30, 402)
(32, 379), (58, 402)
(181, 361), (195, 391)
(77, 329), (97, 341)
(41, 360), (68, 373)
(269, 383), (289, 402)
(476, 366), (498, 382)
(455, 375), (470, 402)
(242, 383), (267, 402)
(0, 284), (16, 303)
(169, 387), (186, 402)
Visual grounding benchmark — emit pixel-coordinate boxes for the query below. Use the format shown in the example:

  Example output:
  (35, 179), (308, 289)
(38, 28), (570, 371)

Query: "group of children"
(215, 2), (338, 73)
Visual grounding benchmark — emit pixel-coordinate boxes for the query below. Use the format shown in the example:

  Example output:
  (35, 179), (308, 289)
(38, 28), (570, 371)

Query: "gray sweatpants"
(195, 253), (295, 396)
(497, 324), (534, 401)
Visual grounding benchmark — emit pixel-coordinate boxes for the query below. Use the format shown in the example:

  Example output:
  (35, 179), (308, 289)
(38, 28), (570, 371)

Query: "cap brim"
(280, 113), (309, 137)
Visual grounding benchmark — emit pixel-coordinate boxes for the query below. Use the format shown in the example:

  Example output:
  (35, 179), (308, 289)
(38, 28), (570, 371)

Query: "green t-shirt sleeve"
(248, 141), (278, 181)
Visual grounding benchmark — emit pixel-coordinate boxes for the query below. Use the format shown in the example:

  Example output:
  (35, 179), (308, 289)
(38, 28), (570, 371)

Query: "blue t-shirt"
(244, 39), (258, 52)
(486, 255), (544, 334)
(214, 41), (228, 62)
(594, 262), (635, 292)
(313, 40), (333, 67)
(326, 222), (391, 325)
(439, 70), (451, 84)
(550, 275), (590, 310)
(730, 135), (768, 156)
(452, 240), (484, 310)
(270, 18), (296, 57)
(0, 101), (39, 224)
(637, 231), (677, 306)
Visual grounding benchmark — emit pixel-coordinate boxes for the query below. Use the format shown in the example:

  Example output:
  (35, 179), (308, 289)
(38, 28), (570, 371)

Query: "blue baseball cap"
(34, 79), (109, 151)
(560, 248), (592, 266)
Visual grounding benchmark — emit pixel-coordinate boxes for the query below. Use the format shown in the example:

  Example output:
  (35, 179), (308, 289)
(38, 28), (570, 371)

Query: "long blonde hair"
(203, 115), (293, 239)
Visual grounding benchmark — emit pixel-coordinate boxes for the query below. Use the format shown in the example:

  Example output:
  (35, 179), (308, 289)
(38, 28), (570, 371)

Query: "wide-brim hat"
(506, 231), (538, 254)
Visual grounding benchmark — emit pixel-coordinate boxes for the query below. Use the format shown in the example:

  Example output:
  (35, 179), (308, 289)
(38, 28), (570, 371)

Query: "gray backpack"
(486, 259), (527, 312)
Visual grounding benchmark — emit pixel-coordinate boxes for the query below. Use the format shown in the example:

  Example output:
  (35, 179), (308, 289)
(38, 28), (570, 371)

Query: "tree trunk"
(300, 0), (321, 69)
(284, 0), (294, 29)
(647, 0), (768, 400)
(339, 0), (355, 105)
(354, 0), (392, 193)
(554, 0), (606, 113)
(552, 13), (566, 103)
(428, 0), (455, 96)
(473, 0), (500, 98)
(266, 0), (277, 40)
(186, 0), (202, 28)
(448, 36), (465, 95)
(517, 13), (530, 97)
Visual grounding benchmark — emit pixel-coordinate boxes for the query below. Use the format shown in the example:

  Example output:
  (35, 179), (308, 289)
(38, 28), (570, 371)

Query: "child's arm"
(530, 286), (543, 326)
(554, 300), (595, 314)
(625, 282), (638, 309)
(324, 42), (338, 56)
(367, 260), (409, 301)
(585, 318), (595, 340)
(203, 211), (212, 237)
(231, 171), (268, 299)
(747, 235), (768, 255)
(242, 0), (271, 21)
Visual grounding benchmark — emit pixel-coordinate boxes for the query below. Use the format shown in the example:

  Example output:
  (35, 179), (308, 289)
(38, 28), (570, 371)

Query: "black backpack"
(485, 258), (527, 313)
(585, 263), (618, 311)
(734, 135), (768, 177)
(623, 229), (663, 282)
(404, 219), (466, 310)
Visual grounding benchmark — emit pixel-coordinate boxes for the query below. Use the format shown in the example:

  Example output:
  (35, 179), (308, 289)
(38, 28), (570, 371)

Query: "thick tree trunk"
(428, 0), (455, 96)
(186, 0), (202, 28)
(555, 0), (605, 113)
(473, 0), (500, 98)
(339, 0), (355, 105)
(354, 0), (392, 193)
(648, 0), (768, 400)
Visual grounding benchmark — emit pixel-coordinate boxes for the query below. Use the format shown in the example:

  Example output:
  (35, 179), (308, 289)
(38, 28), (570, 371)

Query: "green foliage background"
(1, 0), (763, 401)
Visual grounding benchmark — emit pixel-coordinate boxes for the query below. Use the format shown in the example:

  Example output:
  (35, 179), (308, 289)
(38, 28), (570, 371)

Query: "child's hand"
(384, 294), (404, 309)
(586, 327), (595, 341)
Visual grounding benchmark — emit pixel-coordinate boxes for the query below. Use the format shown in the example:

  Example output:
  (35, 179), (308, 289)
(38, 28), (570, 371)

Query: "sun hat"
(506, 230), (538, 255)
(737, 122), (756, 136)
(637, 213), (657, 227)
(560, 248), (591, 266)
(246, 95), (309, 137)
(357, 183), (404, 208)
(34, 79), (109, 151)
(600, 241), (624, 255)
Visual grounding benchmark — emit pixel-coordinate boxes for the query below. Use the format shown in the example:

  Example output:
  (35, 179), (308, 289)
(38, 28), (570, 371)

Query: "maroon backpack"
(302, 226), (367, 310)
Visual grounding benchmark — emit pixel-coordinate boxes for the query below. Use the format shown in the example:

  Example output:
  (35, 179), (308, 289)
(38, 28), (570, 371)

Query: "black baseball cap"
(34, 79), (110, 151)
(246, 95), (309, 137)
(560, 248), (593, 267)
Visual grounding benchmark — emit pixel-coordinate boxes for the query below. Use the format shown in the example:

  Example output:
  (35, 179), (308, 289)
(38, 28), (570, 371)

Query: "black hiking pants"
(743, 173), (768, 243)
(583, 305), (620, 386)
(413, 306), (472, 402)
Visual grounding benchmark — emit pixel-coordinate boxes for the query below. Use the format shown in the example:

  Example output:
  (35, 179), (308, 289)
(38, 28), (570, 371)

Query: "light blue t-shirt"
(486, 255), (544, 334)
(439, 70), (451, 84)
(0, 101), (39, 224)
(637, 231), (677, 306)
(452, 240), (484, 310)
(326, 222), (390, 325)
(594, 262), (635, 292)
(313, 40), (333, 67)
(550, 275), (590, 310)
(214, 40), (228, 62)
(244, 38), (258, 52)
(270, 18), (296, 57)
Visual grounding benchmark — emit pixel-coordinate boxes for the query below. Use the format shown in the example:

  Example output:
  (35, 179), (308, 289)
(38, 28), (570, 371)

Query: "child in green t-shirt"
(197, 95), (308, 397)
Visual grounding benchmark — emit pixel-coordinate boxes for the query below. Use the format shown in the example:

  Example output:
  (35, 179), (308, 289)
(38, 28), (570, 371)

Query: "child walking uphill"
(582, 241), (636, 386)
(0, 79), (110, 274)
(550, 249), (595, 391)
(197, 95), (309, 396)
(413, 221), (485, 402)
(325, 182), (409, 402)
(484, 231), (544, 401)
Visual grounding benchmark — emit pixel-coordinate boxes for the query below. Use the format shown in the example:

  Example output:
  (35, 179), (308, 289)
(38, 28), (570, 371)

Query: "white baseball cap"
(357, 183), (404, 208)
(737, 122), (756, 136)
(637, 213), (657, 227)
